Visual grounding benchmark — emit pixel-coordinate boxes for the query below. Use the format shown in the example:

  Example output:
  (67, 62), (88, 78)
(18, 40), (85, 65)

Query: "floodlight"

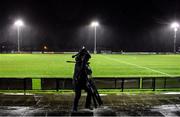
(91, 21), (99, 27)
(171, 22), (179, 31)
(44, 46), (48, 50)
(14, 20), (24, 27)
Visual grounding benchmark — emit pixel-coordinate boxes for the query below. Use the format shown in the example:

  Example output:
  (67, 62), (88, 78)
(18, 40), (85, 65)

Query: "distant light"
(171, 22), (179, 31)
(91, 21), (99, 27)
(14, 20), (24, 27)
(44, 46), (47, 50)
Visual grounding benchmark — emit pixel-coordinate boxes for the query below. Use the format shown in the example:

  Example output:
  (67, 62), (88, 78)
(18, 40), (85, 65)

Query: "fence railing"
(0, 77), (180, 92)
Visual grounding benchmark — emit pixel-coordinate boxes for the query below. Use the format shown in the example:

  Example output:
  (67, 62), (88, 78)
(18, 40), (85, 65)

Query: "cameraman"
(72, 46), (92, 112)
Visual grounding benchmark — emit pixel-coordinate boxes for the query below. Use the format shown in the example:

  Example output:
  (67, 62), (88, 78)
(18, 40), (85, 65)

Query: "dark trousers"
(73, 84), (92, 111)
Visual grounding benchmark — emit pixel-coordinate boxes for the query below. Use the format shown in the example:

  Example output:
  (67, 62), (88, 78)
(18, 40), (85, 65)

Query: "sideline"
(101, 55), (172, 77)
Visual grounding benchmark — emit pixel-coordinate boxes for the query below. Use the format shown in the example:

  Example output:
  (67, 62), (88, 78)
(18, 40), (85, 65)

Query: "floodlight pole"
(173, 29), (177, 53)
(94, 26), (97, 54)
(14, 19), (24, 53)
(91, 21), (99, 54)
(17, 26), (20, 53)
(171, 22), (179, 53)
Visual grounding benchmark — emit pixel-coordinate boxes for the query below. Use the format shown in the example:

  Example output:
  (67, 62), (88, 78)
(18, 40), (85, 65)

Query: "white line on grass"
(101, 55), (172, 77)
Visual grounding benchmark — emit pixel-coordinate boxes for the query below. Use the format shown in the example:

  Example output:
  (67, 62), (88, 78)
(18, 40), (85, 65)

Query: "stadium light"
(91, 21), (99, 54)
(14, 19), (24, 53)
(44, 46), (47, 49)
(171, 22), (179, 53)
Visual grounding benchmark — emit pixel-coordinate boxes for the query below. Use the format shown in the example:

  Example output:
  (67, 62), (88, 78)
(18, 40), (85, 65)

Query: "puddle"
(163, 92), (180, 95)
(93, 106), (116, 116)
(0, 106), (36, 116)
(0, 106), (68, 116)
(151, 104), (180, 116)
(0, 104), (179, 116)
(3, 93), (34, 95)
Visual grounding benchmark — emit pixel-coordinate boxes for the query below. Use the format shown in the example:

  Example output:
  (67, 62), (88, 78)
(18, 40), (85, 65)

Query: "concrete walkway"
(0, 93), (179, 116)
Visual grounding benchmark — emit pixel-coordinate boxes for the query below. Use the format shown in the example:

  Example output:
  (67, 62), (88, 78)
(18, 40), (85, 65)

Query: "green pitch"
(0, 54), (180, 78)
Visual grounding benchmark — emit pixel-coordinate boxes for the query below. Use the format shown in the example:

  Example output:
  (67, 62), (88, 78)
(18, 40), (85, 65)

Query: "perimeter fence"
(0, 77), (180, 93)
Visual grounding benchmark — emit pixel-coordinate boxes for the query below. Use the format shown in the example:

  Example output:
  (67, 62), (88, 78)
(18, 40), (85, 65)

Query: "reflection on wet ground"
(0, 93), (179, 116)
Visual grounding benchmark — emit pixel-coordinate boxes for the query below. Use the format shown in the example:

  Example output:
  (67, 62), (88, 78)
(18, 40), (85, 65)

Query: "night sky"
(0, 0), (180, 52)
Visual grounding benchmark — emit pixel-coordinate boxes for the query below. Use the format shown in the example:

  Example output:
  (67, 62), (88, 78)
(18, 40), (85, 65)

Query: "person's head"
(80, 46), (86, 53)
(82, 46), (85, 50)
(72, 46), (86, 58)
(79, 46), (91, 60)
(74, 46), (91, 62)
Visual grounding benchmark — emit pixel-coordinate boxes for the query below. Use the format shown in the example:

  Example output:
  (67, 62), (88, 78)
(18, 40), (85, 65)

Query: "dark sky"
(0, 0), (180, 52)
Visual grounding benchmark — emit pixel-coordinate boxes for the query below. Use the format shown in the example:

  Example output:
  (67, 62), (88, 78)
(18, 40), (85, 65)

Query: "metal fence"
(0, 77), (180, 92)
(0, 78), (32, 90)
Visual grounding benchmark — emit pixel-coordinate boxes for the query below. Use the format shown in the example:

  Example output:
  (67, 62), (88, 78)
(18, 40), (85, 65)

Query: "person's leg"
(72, 88), (81, 112)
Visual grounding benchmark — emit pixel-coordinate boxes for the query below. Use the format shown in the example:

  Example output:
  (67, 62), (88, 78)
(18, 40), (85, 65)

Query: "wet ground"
(0, 93), (180, 116)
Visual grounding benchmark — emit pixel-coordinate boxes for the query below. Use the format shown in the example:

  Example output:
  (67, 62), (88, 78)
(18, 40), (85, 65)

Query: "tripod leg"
(92, 93), (97, 108)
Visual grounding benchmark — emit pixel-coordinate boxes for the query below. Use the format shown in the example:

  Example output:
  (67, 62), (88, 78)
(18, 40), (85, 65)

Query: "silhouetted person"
(72, 46), (92, 112)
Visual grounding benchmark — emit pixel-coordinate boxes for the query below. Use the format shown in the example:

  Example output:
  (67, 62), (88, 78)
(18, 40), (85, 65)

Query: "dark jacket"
(73, 49), (91, 87)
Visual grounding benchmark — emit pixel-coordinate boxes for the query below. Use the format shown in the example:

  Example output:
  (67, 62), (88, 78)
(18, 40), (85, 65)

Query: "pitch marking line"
(101, 55), (172, 77)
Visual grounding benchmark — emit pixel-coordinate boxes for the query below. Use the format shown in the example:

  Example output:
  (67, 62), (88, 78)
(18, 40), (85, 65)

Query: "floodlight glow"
(171, 22), (179, 53)
(14, 20), (24, 27)
(91, 21), (99, 27)
(14, 19), (24, 53)
(171, 22), (179, 31)
(90, 21), (99, 54)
